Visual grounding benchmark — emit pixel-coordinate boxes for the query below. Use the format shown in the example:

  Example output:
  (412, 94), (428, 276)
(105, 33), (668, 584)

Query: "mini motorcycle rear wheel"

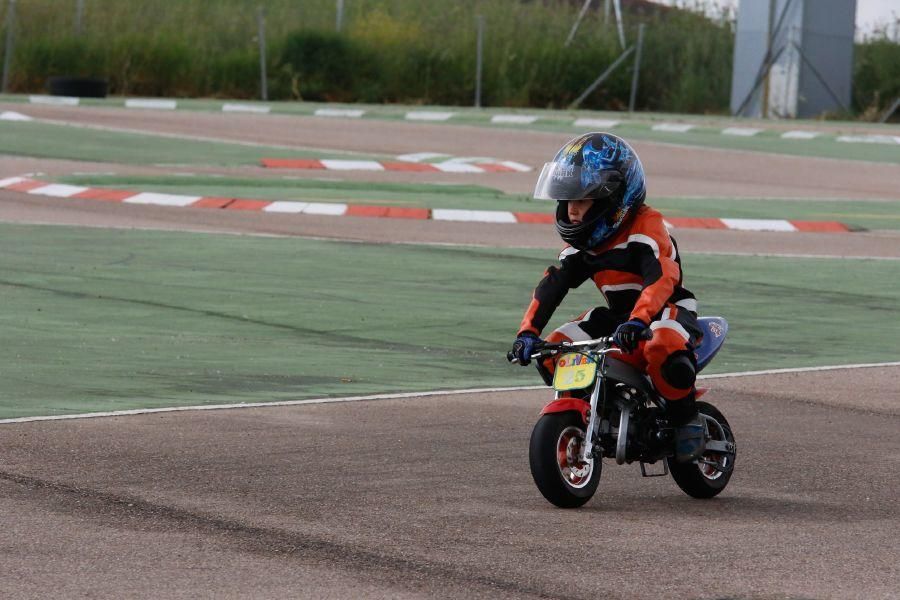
(529, 411), (601, 508)
(668, 401), (735, 498)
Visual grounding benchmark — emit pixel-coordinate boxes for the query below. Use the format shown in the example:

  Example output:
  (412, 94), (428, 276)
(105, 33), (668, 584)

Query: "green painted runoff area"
(3, 94), (899, 164)
(57, 174), (900, 231)
(1, 222), (898, 419)
(0, 120), (383, 167)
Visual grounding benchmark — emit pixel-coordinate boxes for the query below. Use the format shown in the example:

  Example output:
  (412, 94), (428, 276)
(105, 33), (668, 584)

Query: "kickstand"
(640, 460), (669, 477)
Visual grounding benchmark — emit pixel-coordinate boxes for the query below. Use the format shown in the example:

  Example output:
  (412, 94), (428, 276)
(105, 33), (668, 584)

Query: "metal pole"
(565, 0), (593, 47)
(474, 15), (484, 108)
(791, 41), (848, 113)
(762, 0), (776, 118)
(734, 44), (786, 117)
(880, 97), (900, 123)
(336, 0), (344, 32)
(257, 6), (268, 101)
(2, 0), (15, 94)
(612, 0), (626, 49)
(75, 0), (85, 35)
(628, 23), (645, 113)
(604, 0), (610, 25)
(570, 44), (634, 109)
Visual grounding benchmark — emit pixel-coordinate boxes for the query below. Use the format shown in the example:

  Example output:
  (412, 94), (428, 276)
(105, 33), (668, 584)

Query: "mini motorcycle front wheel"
(529, 411), (601, 508)
(668, 401), (736, 499)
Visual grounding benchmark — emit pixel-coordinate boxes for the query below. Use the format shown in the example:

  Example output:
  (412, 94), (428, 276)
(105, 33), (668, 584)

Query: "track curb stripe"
(260, 158), (532, 173)
(0, 176), (851, 232)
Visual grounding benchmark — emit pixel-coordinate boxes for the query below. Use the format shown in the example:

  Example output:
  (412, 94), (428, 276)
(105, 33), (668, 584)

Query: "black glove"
(509, 332), (541, 366)
(613, 319), (649, 353)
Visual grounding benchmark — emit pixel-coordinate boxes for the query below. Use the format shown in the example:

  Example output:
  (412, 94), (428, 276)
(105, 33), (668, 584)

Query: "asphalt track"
(1, 106), (899, 599)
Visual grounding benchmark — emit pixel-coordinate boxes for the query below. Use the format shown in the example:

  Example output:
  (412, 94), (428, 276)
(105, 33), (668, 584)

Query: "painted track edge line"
(0, 385), (545, 424)
(2, 361), (899, 425)
(697, 361), (900, 379)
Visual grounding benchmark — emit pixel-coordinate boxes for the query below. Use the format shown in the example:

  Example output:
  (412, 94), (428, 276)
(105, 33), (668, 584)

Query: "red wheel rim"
(556, 426), (594, 488)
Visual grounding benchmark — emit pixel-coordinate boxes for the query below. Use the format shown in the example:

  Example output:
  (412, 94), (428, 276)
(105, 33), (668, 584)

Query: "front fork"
(579, 351), (636, 465)
(579, 352), (615, 464)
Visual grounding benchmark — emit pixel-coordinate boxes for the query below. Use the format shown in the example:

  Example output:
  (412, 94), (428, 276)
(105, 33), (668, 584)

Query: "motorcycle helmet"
(533, 132), (646, 250)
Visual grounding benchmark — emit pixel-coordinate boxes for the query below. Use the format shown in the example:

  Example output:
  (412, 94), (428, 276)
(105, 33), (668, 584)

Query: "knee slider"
(661, 351), (696, 390)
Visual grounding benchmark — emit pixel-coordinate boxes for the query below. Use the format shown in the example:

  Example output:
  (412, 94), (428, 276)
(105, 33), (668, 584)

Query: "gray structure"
(730, 0), (856, 119)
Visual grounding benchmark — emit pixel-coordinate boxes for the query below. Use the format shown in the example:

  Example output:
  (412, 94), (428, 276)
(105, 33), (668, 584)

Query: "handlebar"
(506, 329), (653, 364)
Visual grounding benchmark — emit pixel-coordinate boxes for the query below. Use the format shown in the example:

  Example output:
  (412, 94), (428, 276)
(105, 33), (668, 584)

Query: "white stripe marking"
(721, 218), (797, 232)
(836, 134), (900, 145)
(1, 111), (34, 121)
(650, 318), (691, 341)
(432, 209), (517, 223)
(125, 99), (177, 110)
(405, 111), (455, 121)
(556, 321), (593, 342)
(263, 201), (309, 214)
(499, 160), (533, 172)
(320, 159), (384, 171)
(222, 103), (271, 114)
(722, 127), (762, 136)
(0, 176), (27, 188)
(491, 114), (538, 124)
(675, 298), (699, 313)
(396, 152), (449, 163)
(652, 123), (694, 133)
(601, 283), (642, 294)
(27, 184), (89, 198)
(699, 361), (900, 380)
(444, 156), (495, 164)
(692, 251), (900, 261)
(613, 233), (660, 258)
(781, 130), (820, 140)
(4, 361), (898, 424)
(559, 247), (579, 261)
(433, 162), (484, 173)
(574, 118), (620, 129)
(123, 192), (201, 207)
(302, 202), (348, 216)
(314, 108), (365, 118)
(29, 95), (79, 106)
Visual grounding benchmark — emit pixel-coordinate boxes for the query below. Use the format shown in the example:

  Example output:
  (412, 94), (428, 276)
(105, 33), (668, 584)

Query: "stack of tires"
(46, 77), (108, 98)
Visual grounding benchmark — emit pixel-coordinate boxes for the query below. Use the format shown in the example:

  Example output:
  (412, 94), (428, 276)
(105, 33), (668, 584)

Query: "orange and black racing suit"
(518, 205), (702, 413)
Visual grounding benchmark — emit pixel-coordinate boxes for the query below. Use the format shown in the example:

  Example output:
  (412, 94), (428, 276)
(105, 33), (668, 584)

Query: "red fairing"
(540, 398), (590, 423)
(696, 387), (709, 399)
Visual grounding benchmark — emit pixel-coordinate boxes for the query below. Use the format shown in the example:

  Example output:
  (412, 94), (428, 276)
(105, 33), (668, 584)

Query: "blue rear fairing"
(695, 317), (728, 372)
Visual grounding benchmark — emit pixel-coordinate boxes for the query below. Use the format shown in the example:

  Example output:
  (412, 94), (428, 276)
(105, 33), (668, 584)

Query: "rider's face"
(567, 198), (594, 224)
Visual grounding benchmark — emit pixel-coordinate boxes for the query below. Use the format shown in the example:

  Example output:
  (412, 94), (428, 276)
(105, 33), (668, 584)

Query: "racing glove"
(613, 319), (649, 353)
(510, 332), (541, 366)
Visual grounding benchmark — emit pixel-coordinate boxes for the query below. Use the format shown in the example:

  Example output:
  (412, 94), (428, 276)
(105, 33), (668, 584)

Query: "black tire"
(668, 401), (735, 499)
(529, 411), (601, 508)
(46, 77), (108, 98)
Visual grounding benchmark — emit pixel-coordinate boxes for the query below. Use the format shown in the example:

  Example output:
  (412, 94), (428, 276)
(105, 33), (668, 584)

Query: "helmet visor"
(533, 162), (619, 201)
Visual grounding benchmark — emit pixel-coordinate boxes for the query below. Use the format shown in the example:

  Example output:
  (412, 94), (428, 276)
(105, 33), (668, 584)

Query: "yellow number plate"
(552, 353), (597, 391)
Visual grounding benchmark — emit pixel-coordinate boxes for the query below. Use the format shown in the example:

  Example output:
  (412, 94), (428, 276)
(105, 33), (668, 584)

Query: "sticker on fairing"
(552, 353), (597, 391)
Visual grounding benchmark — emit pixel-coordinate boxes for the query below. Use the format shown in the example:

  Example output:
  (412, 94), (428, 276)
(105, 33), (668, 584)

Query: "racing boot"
(674, 413), (706, 463)
(666, 393), (706, 463)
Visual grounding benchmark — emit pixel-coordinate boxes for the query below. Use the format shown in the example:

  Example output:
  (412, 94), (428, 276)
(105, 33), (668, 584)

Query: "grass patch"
(1, 222), (897, 418)
(0, 120), (382, 166)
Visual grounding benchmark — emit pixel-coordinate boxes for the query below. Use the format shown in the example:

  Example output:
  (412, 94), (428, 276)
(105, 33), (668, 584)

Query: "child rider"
(509, 132), (705, 462)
